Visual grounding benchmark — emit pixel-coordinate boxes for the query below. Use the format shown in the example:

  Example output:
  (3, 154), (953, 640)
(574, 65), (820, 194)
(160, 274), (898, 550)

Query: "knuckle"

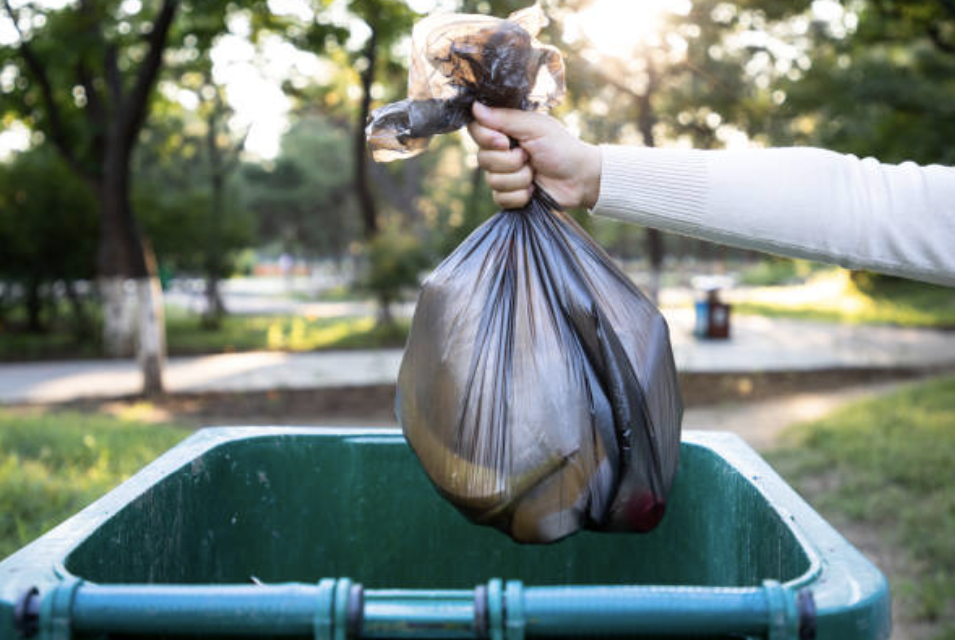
(506, 150), (526, 170)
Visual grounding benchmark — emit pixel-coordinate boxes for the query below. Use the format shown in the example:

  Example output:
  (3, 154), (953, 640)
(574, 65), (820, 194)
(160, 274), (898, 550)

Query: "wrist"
(578, 142), (602, 209)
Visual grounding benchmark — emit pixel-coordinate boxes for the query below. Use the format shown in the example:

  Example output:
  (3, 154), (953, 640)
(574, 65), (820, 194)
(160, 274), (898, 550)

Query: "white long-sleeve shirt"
(591, 146), (955, 287)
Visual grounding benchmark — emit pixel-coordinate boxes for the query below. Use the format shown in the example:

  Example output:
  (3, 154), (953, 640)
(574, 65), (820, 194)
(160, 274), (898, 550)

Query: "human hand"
(468, 102), (602, 210)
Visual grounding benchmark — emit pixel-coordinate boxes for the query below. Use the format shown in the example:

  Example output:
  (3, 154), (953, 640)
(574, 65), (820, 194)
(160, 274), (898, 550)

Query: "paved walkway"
(2, 309), (953, 404)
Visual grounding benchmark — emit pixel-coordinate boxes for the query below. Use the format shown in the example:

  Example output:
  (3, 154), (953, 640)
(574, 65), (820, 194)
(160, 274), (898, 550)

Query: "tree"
(549, 0), (816, 294)
(240, 115), (358, 265)
(0, 146), (98, 335)
(364, 223), (429, 325)
(193, 68), (249, 327)
(769, 0), (955, 165)
(0, 0), (284, 392)
(132, 88), (253, 327)
(0, 0), (191, 393)
(344, 0), (417, 241)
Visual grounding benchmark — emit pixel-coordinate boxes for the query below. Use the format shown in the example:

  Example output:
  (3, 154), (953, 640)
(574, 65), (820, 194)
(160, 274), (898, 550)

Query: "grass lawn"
(0, 410), (187, 559)
(165, 314), (409, 354)
(732, 269), (955, 328)
(767, 375), (955, 637)
(0, 328), (101, 361)
(0, 313), (410, 360)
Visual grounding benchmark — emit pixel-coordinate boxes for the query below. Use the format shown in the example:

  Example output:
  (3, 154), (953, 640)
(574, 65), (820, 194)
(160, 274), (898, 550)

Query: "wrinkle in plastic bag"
(368, 5), (683, 543)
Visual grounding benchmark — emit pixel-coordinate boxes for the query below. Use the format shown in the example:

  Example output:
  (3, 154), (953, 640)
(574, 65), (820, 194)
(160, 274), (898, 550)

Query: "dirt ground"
(18, 366), (935, 429)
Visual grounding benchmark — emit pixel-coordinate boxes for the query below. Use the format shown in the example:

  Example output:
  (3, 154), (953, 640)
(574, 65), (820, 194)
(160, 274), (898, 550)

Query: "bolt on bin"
(0, 427), (890, 640)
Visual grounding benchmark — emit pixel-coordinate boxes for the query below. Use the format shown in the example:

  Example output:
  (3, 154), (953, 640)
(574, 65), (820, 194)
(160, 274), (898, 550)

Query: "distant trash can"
(695, 289), (732, 339)
(0, 428), (890, 640)
(693, 276), (733, 340)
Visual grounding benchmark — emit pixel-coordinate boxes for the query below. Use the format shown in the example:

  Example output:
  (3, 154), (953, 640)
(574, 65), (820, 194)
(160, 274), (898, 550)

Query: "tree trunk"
(203, 274), (224, 329)
(25, 277), (43, 332)
(355, 29), (379, 241)
(97, 145), (141, 356)
(138, 240), (165, 395)
(636, 50), (663, 304)
(97, 142), (165, 394)
(4, 0), (177, 395)
(99, 276), (137, 355)
(376, 296), (394, 328)
(354, 29), (393, 326)
(646, 228), (665, 304)
(136, 278), (165, 398)
(64, 279), (93, 340)
(203, 115), (226, 330)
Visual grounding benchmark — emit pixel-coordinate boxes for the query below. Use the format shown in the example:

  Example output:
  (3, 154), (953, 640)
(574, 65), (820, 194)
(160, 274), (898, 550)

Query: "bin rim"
(0, 427), (889, 640)
(20, 428), (825, 589)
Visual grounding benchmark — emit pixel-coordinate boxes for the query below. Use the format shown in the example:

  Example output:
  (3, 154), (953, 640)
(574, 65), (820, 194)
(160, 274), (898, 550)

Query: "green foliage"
(0, 0), (234, 172)
(240, 116), (358, 261)
(737, 258), (826, 286)
(131, 75), (255, 279)
(362, 224), (429, 317)
(133, 164), (254, 278)
(768, 376), (955, 630)
(165, 313), (409, 353)
(0, 311), (410, 359)
(771, 0), (955, 165)
(0, 146), (98, 332)
(0, 146), (98, 281)
(0, 299), (102, 360)
(0, 411), (186, 558)
(734, 269), (955, 327)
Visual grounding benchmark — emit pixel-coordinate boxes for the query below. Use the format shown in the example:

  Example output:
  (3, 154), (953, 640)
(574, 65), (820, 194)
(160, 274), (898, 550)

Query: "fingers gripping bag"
(367, 4), (683, 544)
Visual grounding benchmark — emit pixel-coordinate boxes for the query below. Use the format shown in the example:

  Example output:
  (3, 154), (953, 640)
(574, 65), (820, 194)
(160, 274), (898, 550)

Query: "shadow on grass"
(766, 375), (955, 638)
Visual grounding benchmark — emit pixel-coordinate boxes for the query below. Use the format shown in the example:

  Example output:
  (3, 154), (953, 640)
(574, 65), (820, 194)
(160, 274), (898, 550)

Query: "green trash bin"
(0, 428), (890, 640)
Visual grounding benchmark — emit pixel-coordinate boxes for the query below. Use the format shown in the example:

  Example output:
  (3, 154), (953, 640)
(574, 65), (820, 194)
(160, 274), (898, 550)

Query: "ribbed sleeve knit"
(592, 145), (955, 287)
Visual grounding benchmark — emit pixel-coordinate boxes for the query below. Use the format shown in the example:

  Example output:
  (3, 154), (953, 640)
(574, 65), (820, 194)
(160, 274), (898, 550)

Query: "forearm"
(591, 145), (955, 286)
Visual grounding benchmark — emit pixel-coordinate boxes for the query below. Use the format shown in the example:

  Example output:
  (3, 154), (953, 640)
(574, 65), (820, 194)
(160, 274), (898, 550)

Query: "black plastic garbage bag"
(367, 5), (683, 544)
(367, 5), (564, 161)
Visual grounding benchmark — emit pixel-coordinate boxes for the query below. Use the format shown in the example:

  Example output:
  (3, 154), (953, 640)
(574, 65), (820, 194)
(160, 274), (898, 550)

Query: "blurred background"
(0, 0), (953, 636)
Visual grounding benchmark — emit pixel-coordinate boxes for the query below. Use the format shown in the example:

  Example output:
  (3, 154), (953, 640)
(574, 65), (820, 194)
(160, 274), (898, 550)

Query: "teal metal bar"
(39, 578), (802, 639)
(522, 583), (793, 637)
(68, 584), (322, 637)
(362, 589), (476, 639)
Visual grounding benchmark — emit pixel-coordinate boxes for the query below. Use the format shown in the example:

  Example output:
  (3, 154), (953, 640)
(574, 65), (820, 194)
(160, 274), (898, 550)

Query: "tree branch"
(927, 23), (955, 54)
(77, 60), (107, 163)
(223, 127), (251, 175)
(76, 0), (106, 135)
(938, 0), (955, 20)
(104, 43), (123, 109)
(122, 0), (179, 149)
(1, 0), (88, 178)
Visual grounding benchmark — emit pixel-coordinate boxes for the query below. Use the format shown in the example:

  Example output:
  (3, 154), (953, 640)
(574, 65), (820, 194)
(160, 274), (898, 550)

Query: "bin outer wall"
(0, 428), (890, 640)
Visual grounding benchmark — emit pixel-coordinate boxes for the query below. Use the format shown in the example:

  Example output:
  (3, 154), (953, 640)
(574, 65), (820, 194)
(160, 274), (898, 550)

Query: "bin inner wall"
(65, 435), (810, 587)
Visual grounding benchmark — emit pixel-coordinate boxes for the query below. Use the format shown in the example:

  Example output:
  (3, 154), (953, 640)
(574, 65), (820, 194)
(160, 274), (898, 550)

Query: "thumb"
(472, 102), (546, 142)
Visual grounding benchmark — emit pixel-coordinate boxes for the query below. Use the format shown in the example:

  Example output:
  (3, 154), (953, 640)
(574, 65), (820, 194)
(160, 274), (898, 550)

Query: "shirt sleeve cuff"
(591, 145), (708, 233)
